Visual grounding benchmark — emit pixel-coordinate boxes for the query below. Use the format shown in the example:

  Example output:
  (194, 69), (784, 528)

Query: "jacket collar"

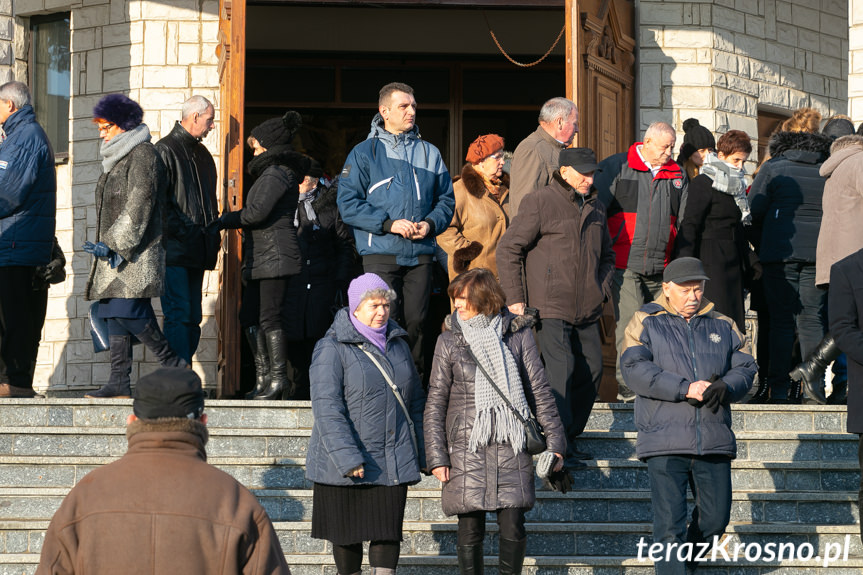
(168, 121), (201, 147)
(647, 292), (715, 319)
(329, 307), (409, 345)
(125, 418), (209, 462)
(459, 163), (510, 200)
(626, 142), (683, 180)
(768, 130), (832, 161)
(535, 125), (568, 149)
(369, 112), (421, 145)
(2, 104), (35, 136)
(443, 309), (536, 335)
(551, 170), (596, 204)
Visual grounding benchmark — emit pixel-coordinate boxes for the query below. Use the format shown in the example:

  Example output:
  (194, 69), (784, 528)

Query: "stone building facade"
(0, 0), (856, 395)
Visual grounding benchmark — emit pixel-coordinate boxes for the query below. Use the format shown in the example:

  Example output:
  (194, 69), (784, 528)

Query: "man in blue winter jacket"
(337, 82), (455, 378)
(0, 81), (56, 398)
(621, 257), (756, 574)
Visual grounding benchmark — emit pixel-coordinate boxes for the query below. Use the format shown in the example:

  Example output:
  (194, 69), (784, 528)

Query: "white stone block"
(712, 70), (728, 87)
(109, 0), (124, 24)
(66, 340), (95, 363)
(190, 64), (217, 87)
(727, 74), (759, 96)
(14, 0), (44, 15)
(74, 5), (109, 27)
(142, 65), (188, 88)
(640, 3), (684, 25)
(201, 21), (218, 42)
(734, 0), (762, 15)
(714, 50), (738, 73)
(790, 4), (820, 31)
(178, 21), (199, 43)
(167, 21), (179, 64)
(666, 64), (711, 86)
(751, 60), (779, 83)
(56, 207), (74, 232)
(201, 42), (219, 65)
(821, 33), (843, 56)
(201, 0), (217, 19)
(143, 20), (166, 64)
(813, 53), (842, 78)
(745, 16), (766, 38)
(85, 49), (102, 93)
(788, 88), (810, 109)
(177, 43), (199, 65)
(72, 161), (103, 185)
(759, 84), (790, 107)
(141, 0), (197, 20)
(734, 33), (765, 60)
(795, 27), (820, 52)
(640, 63), (661, 107)
(821, 12), (848, 39)
(101, 44), (130, 70)
(641, 26), (661, 48)
(669, 86), (712, 108)
(44, 0), (71, 10)
(713, 27), (735, 52)
(662, 28), (713, 48)
(780, 67), (803, 89)
(713, 6), (746, 33)
(803, 72), (826, 96)
(853, 0), (863, 26)
(137, 88), (188, 108)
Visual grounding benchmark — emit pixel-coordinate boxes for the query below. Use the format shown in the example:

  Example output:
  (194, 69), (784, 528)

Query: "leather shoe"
(0, 383), (39, 398)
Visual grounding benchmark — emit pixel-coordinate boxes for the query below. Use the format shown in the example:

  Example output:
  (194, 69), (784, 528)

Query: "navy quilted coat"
(621, 294), (756, 460)
(305, 308), (426, 487)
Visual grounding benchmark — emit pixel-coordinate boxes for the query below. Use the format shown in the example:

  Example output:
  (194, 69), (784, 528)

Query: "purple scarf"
(350, 315), (388, 353)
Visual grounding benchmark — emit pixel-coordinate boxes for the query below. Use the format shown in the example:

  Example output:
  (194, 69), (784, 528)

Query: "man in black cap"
(497, 147), (616, 467)
(621, 257), (756, 574)
(36, 367), (291, 574)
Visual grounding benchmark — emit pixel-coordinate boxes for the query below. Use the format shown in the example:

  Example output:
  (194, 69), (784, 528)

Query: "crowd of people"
(2, 76), (861, 574)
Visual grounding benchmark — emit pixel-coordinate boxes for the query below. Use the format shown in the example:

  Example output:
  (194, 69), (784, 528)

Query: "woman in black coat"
(674, 129), (757, 332)
(424, 268), (565, 575)
(217, 111), (309, 400)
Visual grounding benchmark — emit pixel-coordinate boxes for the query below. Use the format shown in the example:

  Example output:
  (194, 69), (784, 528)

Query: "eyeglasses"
(96, 122), (115, 133)
(488, 153), (504, 161)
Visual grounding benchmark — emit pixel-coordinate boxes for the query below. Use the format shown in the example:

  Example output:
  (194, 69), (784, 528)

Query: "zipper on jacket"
(369, 177), (394, 195)
(685, 319), (702, 455)
(412, 168), (421, 200)
(368, 232), (373, 247)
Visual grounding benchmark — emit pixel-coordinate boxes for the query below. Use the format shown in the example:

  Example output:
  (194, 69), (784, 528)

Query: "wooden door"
(566, 0), (635, 401)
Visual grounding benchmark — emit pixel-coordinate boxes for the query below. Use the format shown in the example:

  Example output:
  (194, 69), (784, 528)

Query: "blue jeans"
(160, 266), (205, 365)
(762, 262), (827, 399)
(646, 455), (732, 575)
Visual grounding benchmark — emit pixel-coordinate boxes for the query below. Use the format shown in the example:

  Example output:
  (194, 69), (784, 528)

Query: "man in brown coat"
(497, 148), (616, 467)
(36, 368), (290, 575)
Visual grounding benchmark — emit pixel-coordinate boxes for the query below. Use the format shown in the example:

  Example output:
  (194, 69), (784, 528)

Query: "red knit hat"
(466, 134), (505, 164)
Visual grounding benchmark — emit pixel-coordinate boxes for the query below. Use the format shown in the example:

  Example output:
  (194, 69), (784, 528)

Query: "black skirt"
(311, 483), (409, 545)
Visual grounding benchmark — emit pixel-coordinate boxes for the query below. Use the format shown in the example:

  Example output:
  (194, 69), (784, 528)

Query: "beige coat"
(816, 139), (863, 286)
(437, 164), (509, 281)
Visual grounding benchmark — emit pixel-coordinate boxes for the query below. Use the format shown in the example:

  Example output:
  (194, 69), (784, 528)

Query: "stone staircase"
(0, 400), (860, 574)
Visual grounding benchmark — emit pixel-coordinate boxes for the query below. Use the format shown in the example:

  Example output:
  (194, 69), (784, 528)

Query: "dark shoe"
(568, 448), (593, 460)
(617, 382), (636, 403)
(244, 326), (270, 399)
(789, 335), (840, 405)
(787, 381), (802, 404)
(135, 319), (186, 368)
(86, 335), (134, 399)
(255, 330), (292, 400)
(0, 383), (39, 398)
(747, 380), (770, 404)
(457, 544), (484, 575)
(84, 385), (131, 399)
(828, 379), (847, 405)
(498, 537), (526, 575)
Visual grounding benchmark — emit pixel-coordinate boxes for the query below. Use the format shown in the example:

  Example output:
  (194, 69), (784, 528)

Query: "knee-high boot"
(255, 329), (291, 400)
(244, 326), (271, 399)
(86, 335), (133, 398)
(498, 538), (526, 575)
(457, 544), (484, 575)
(789, 334), (841, 405)
(135, 319), (187, 368)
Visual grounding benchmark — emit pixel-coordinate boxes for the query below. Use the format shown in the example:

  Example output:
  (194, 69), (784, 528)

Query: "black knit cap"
(663, 257), (710, 284)
(559, 147), (598, 173)
(93, 94), (144, 131)
(251, 111), (302, 149)
(307, 158), (323, 179)
(679, 118), (715, 162)
(133, 367), (205, 420)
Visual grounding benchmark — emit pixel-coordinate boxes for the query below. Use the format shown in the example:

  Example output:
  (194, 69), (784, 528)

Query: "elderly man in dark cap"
(36, 368), (291, 574)
(621, 257), (756, 574)
(497, 147), (616, 468)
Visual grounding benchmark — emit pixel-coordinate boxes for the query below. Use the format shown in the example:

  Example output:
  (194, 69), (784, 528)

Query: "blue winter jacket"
(621, 293), (756, 460)
(305, 308), (426, 487)
(0, 105), (56, 266)
(337, 114), (455, 266)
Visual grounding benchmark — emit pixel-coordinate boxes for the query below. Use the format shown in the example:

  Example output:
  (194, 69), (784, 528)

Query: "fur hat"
(251, 111), (302, 149)
(466, 134), (505, 164)
(93, 94), (144, 131)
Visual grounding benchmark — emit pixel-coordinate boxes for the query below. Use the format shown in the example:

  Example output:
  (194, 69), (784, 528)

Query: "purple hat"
(348, 273), (391, 313)
(93, 94), (144, 131)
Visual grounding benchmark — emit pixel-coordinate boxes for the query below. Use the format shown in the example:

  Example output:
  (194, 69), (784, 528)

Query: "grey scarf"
(700, 152), (751, 225)
(456, 312), (531, 453)
(294, 186), (320, 229)
(100, 124), (152, 173)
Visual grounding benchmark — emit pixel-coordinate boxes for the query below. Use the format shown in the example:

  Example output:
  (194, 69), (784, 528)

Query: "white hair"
(181, 95), (213, 120)
(0, 82), (31, 109)
(538, 97), (577, 124)
(644, 121), (676, 141)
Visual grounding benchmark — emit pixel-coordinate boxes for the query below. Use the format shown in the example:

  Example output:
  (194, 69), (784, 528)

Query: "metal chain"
(484, 12), (566, 68)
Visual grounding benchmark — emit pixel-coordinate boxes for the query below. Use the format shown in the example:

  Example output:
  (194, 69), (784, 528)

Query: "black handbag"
(465, 347), (547, 455)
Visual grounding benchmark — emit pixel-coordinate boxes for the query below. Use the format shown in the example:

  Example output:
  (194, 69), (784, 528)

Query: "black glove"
(543, 466), (574, 494)
(701, 379), (730, 413)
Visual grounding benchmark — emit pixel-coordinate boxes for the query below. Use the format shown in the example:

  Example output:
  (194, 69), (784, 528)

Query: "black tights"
(457, 508), (526, 546)
(332, 541), (400, 574)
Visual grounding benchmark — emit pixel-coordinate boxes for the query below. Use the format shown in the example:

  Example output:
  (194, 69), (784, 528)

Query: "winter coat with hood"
(815, 136), (863, 286)
(85, 140), (167, 301)
(829, 249), (863, 433)
(423, 311), (565, 516)
(0, 104), (56, 267)
(283, 182), (355, 341)
(594, 143), (687, 276)
(496, 171), (616, 326)
(336, 114), (455, 267)
(437, 163), (510, 281)
(155, 122), (220, 270)
(305, 308), (426, 487)
(36, 419), (290, 575)
(749, 130), (833, 264)
(621, 293), (757, 461)
(220, 146), (309, 281)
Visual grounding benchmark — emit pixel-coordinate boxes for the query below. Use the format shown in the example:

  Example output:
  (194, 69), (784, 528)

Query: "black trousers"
(362, 259), (432, 378)
(457, 508), (526, 546)
(534, 318), (603, 461)
(0, 267), (44, 389)
(257, 277), (289, 333)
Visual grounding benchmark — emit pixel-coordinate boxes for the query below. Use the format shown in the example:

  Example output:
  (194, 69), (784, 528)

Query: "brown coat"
(37, 419), (290, 575)
(816, 139), (863, 286)
(437, 164), (510, 280)
(496, 172), (616, 325)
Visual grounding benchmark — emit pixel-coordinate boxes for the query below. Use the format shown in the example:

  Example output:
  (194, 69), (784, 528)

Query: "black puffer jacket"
(221, 146), (309, 280)
(749, 131), (832, 263)
(423, 312), (565, 516)
(155, 122), (220, 270)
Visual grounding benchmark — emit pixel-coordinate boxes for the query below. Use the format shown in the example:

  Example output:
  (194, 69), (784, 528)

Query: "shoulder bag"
(357, 345), (418, 456)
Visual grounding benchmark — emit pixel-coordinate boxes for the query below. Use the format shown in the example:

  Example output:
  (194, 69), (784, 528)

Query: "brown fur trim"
(126, 417), (209, 445)
(453, 242), (483, 274)
(460, 164), (510, 199)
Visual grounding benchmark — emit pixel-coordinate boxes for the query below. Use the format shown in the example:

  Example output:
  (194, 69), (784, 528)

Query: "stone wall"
(639, 0), (848, 152)
(850, 0), (863, 122)
(13, 0), (221, 394)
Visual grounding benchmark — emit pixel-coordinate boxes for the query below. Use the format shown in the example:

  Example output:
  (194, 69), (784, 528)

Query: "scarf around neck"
(350, 313), (388, 353)
(100, 124), (152, 173)
(456, 311), (531, 453)
(700, 152), (751, 225)
(295, 185), (320, 228)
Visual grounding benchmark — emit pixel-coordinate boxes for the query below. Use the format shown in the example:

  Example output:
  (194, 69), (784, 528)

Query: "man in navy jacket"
(622, 257), (755, 574)
(0, 81), (56, 397)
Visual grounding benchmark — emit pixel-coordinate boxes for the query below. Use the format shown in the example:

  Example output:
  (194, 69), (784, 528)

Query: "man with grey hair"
(154, 95), (219, 365)
(0, 81), (56, 398)
(594, 121), (687, 401)
(509, 97), (578, 216)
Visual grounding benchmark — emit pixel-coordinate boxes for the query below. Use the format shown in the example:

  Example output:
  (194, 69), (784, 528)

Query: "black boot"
(457, 544), (484, 575)
(789, 335), (840, 405)
(255, 330), (292, 400)
(828, 379), (848, 405)
(135, 319), (187, 368)
(497, 538), (526, 575)
(86, 335), (133, 398)
(787, 380), (802, 404)
(748, 379), (770, 404)
(244, 326), (270, 399)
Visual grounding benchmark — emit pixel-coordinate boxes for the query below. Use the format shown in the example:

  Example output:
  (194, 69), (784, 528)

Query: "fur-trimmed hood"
(126, 417), (209, 451)
(768, 130), (833, 161)
(247, 145), (310, 179)
(459, 163), (510, 199)
(443, 309), (536, 335)
(821, 135), (863, 178)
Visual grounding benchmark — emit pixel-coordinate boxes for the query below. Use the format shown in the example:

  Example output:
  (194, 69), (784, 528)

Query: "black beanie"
(133, 367), (205, 420)
(822, 118), (855, 140)
(681, 118), (716, 152)
(307, 158), (323, 179)
(251, 111), (302, 149)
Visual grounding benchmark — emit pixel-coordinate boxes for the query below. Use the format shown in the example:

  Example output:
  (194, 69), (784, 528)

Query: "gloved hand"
(701, 379), (730, 413)
(205, 218), (223, 234)
(543, 466), (574, 493)
(107, 252), (124, 269)
(83, 241), (112, 259)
